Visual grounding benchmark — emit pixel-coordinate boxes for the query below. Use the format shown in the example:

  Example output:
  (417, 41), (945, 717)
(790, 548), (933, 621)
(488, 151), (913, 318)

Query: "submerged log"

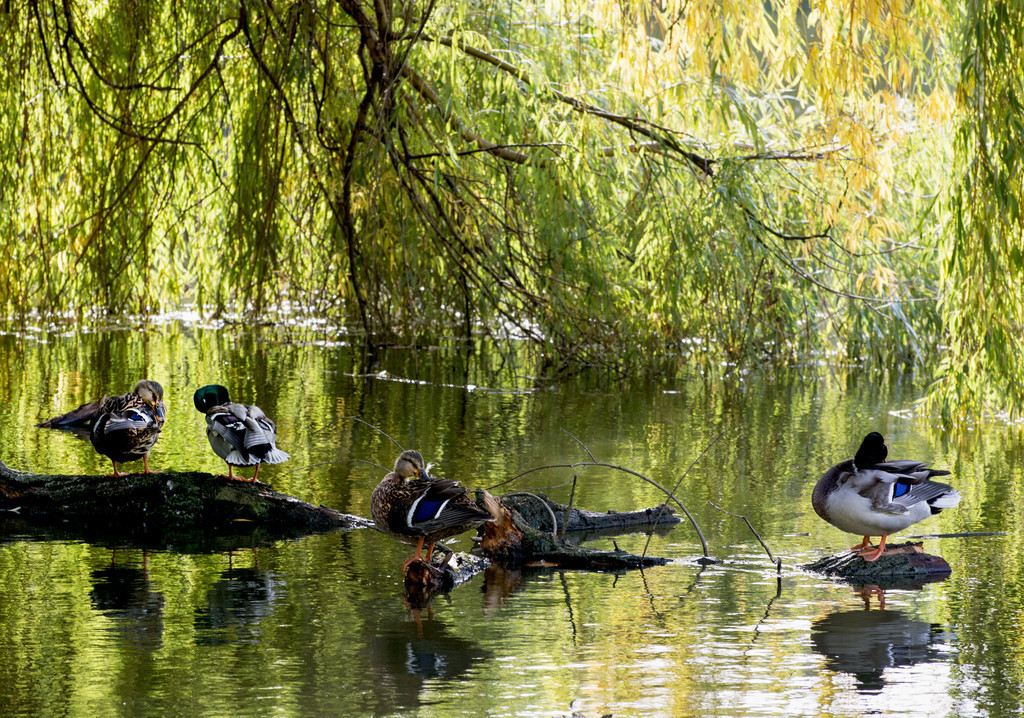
(0, 460), (372, 533)
(804, 542), (952, 587)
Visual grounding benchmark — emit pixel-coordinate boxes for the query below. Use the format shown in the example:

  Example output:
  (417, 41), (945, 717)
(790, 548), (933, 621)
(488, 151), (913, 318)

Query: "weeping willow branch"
(421, 34), (715, 176)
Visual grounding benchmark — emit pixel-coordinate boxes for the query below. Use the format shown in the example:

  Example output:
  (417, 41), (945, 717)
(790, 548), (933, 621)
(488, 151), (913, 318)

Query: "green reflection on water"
(0, 323), (1018, 716)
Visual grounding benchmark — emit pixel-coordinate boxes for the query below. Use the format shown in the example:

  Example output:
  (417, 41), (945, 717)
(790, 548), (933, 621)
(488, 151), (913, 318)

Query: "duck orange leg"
(109, 460), (127, 477)
(403, 537), (427, 571)
(424, 542), (437, 563)
(850, 536), (873, 552)
(859, 534), (889, 562)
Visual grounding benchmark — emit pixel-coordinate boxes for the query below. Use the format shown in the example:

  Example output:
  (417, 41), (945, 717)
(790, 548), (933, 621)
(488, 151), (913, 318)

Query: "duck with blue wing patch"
(812, 432), (961, 561)
(89, 380), (166, 476)
(371, 450), (495, 571)
(193, 384), (290, 483)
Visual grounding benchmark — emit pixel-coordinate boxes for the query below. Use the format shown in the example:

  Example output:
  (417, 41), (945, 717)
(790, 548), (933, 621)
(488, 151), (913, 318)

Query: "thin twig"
(709, 501), (782, 574)
(339, 416), (405, 451)
(642, 430), (725, 559)
(560, 429), (596, 539)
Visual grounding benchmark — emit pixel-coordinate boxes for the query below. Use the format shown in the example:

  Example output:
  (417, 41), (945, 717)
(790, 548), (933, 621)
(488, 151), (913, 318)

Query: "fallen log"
(402, 489), (677, 602)
(0, 460), (372, 533)
(499, 491), (679, 534)
(803, 542), (952, 588)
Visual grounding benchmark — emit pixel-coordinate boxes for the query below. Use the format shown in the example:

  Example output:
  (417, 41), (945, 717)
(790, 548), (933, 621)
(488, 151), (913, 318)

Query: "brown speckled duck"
(812, 432), (960, 561)
(89, 380), (166, 476)
(371, 450), (494, 570)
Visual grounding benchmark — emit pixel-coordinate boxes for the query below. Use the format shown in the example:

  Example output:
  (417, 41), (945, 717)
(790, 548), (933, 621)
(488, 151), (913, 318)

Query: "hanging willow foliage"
(4, 0), (1013, 415)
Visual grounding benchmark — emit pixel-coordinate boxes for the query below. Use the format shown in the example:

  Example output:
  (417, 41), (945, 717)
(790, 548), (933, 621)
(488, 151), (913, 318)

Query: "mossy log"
(803, 542), (952, 587)
(499, 491), (679, 534)
(0, 460), (372, 534)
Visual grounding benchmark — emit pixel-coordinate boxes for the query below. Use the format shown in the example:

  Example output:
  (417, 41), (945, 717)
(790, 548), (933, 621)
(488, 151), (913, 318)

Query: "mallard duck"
(371, 450), (495, 570)
(89, 380), (166, 476)
(192, 384), (289, 482)
(812, 432), (961, 561)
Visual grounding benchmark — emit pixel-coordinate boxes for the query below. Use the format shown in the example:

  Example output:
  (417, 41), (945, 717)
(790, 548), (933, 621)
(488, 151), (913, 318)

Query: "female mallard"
(371, 450), (494, 570)
(193, 384), (289, 482)
(89, 380), (166, 476)
(812, 432), (960, 561)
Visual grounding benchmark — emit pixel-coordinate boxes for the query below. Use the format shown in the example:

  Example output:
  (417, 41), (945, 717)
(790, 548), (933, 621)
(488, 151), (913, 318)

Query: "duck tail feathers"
(224, 449), (257, 466)
(261, 447), (290, 464)
(929, 488), (961, 510)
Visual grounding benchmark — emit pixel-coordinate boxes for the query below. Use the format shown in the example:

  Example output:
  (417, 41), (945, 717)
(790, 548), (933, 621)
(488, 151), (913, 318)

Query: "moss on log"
(0, 460), (372, 533)
(803, 542), (952, 587)
(483, 490), (673, 568)
(499, 491), (679, 533)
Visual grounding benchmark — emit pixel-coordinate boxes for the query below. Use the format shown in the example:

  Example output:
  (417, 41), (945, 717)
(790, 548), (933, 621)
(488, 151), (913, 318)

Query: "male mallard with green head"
(193, 384), (290, 482)
(371, 450), (495, 570)
(812, 432), (960, 561)
(89, 380), (166, 476)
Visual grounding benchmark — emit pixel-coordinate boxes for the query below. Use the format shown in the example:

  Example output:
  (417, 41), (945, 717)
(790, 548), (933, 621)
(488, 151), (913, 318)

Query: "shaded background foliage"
(0, 0), (1020, 417)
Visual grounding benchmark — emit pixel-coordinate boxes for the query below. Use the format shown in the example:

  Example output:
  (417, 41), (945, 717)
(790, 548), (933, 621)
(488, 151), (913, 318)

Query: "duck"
(371, 450), (495, 570)
(89, 380), (167, 476)
(811, 432), (961, 561)
(192, 384), (289, 482)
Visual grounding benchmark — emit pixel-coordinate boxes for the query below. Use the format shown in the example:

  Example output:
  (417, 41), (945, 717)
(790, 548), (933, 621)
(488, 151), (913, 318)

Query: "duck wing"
(240, 406), (289, 463)
(206, 404), (257, 464)
(406, 479), (492, 534)
(889, 478), (960, 509)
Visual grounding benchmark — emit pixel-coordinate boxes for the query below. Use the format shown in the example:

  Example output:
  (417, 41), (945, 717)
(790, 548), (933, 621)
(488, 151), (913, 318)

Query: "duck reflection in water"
(194, 565), (283, 645)
(811, 601), (955, 693)
(363, 611), (490, 714)
(89, 561), (165, 651)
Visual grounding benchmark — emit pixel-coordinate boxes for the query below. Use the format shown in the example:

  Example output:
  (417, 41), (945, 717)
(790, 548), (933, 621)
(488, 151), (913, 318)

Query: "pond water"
(0, 321), (1017, 717)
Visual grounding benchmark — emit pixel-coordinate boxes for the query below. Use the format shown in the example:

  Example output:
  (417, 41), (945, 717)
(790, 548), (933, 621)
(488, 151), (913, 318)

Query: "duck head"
(394, 449), (431, 481)
(853, 432), (887, 470)
(194, 384), (231, 413)
(134, 380), (166, 421)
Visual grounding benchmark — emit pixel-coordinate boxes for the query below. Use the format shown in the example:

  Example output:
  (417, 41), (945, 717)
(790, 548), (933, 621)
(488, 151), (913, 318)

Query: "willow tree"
(1, 1), (1017, 416)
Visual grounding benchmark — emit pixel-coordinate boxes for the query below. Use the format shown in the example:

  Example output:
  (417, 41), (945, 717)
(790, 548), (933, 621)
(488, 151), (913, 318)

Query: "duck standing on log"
(193, 384), (290, 483)
(371, 450), (495, 570)
(812, 432), (961, 561)
(88, 380), (167, 476)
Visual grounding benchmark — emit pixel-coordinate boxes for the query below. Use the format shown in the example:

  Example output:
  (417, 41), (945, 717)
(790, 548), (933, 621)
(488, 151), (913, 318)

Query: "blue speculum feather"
(893, 481), (911, 499)
(413, 499), (445, 523)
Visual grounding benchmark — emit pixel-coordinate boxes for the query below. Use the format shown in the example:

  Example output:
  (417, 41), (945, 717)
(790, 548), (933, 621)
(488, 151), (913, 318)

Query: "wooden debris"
(500, 491), (679, 533)
(477, 489), (672, 569)
(404, 553), (491, 607)
(804, 542), (952, 586)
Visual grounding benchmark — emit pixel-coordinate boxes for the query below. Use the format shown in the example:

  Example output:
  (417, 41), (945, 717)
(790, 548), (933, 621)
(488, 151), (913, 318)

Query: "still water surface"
(0, 321), (1017, 716)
